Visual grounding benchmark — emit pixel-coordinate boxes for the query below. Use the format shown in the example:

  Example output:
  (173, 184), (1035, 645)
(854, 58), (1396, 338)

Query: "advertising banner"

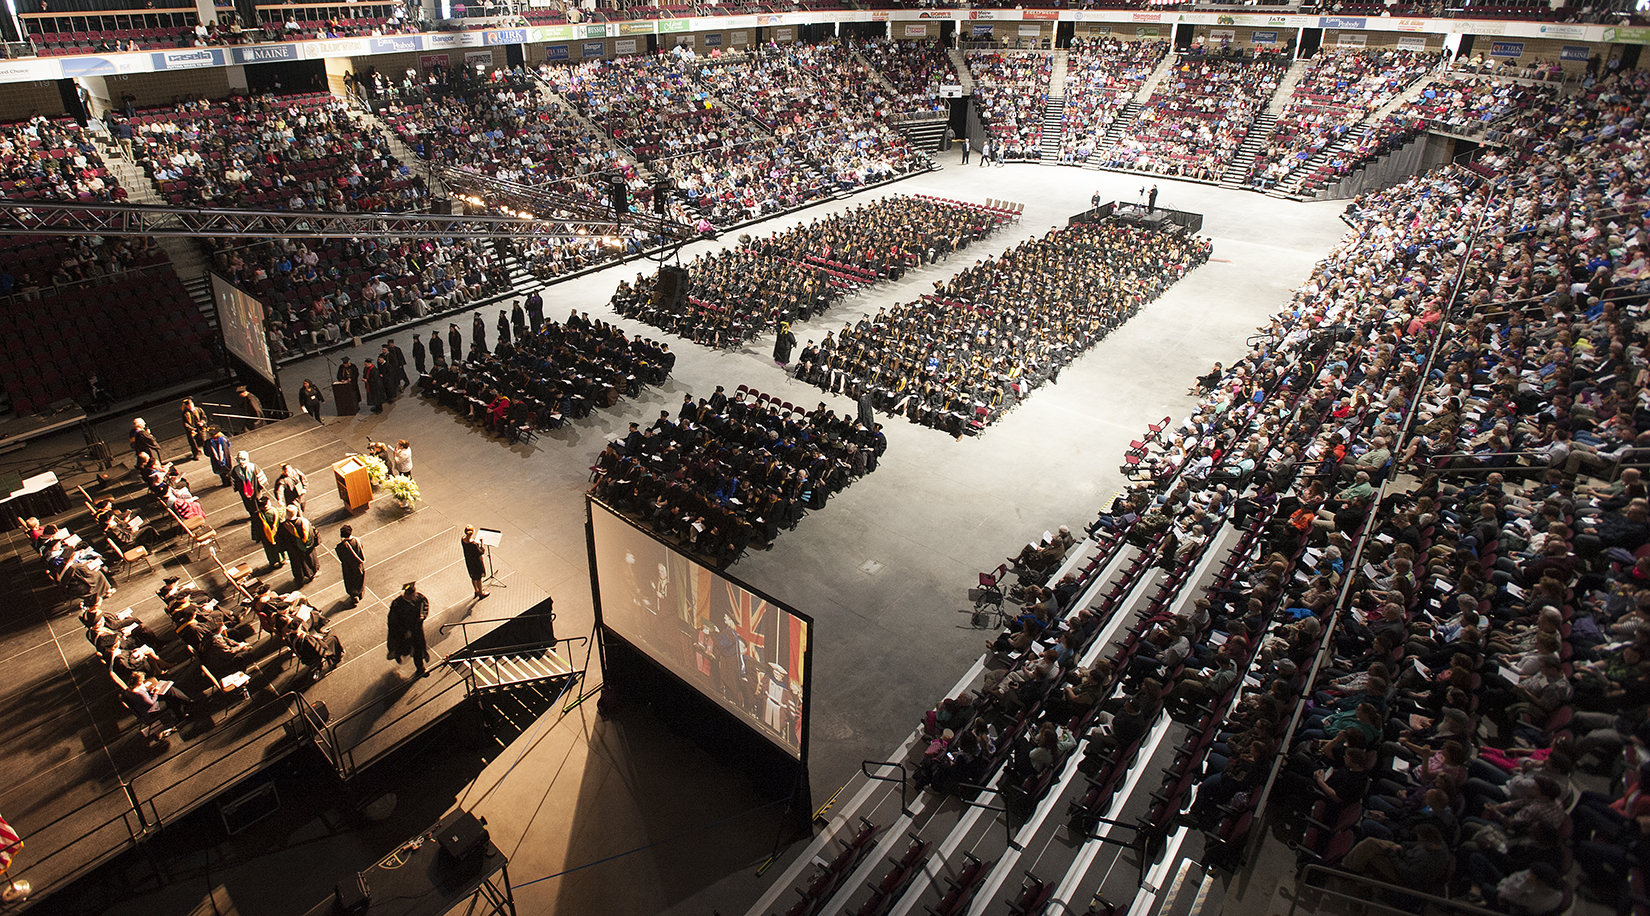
(614, 38), (638, 54)
(154, 48), (224, 69)
(1250, 30), (1279, 44)
(419, 53), (449, 70)
(546, 44), (569, 60)
(1396, 35), (1428, 50)
(1559, 45), (1590, 61)
(1490, 40), (1524, 57)
(903, 23), (928, 37)
(233, 43), (301, 63)
(464, 49), (495, 68)
(581, 40), (605, 56)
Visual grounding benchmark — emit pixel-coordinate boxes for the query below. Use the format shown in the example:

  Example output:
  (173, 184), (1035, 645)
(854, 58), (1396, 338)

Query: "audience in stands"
(1247, 47), (1439, 191)
(851, 37), (959, 119)
(965, 50), (1053, 161)
(1059, 38), (1168, 165)
(1107, 49), (1284, 180)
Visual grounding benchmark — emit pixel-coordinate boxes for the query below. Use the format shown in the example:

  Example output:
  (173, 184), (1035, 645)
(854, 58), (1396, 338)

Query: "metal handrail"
(0, 785), (144, 900)
(1289, 865), (1508, 916)
(1244, 176), (1493, 869)
(438, 612), (556, 637)
(290, 690), (342, 773)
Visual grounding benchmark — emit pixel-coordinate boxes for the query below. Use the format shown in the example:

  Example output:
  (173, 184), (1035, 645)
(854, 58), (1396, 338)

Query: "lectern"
(333, 456), (372, 511)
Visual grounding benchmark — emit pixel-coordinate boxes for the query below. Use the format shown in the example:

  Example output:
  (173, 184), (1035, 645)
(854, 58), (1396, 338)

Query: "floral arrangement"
(361, 455), (389, 486)
(384, 475), (420, 506)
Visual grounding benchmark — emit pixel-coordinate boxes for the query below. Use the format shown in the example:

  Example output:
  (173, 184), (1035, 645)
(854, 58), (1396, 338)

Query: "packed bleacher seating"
(686, 43), (929, 190)
(1286, 73), (1553, 196)
(0, 115), (212, 413)
(1059, 37), (1168, 165)
(376, 64), (650, 280)
(964, 50), (1053, 160)
(609, 194), (1009, 348)
(794, 218), (1211, 436)
(851, 37), (960, 119)
(1106, 50), (1284, 180)
(212, 234), (509, 357)
(130, 92), (425, 212)
(1246, 47), (1440, 190)
(1119, 64), (1650, 905)
(542, 51), (831, 225)
(419, 309), (674, 444)
(588, 384), (885, 565)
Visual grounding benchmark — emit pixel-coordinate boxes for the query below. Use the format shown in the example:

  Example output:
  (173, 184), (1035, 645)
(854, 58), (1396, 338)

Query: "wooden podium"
(332, 456), (372, 511)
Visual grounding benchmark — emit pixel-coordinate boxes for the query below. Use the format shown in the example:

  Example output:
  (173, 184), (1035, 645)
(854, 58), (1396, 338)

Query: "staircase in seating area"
(1038, 48), (1068, 162)
(947, 47), (976, 95)
(1267, 59), (1309, 116)
(449, 645), (578, 695)
(101, 146), (221, 327)
(1217, 112), (1277, 189)
(1088, 101), (1140, 169)
(849, 46), (901, 96)
(1039, 97), (1066, 162)
(897, 118), (951, 154)
(1273, 124), (1369, 199)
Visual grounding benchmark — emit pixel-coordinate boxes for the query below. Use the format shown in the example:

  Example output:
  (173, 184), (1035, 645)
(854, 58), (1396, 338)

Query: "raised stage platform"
(0, 414), (560, 910)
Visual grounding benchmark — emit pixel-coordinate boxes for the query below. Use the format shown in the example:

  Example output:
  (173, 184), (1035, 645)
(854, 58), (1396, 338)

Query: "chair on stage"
(104, 538), (156, 581)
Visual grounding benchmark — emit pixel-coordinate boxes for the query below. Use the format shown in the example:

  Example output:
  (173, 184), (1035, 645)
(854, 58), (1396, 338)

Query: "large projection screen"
(588, 498), (812, 760)
(210, 272), (275, 384)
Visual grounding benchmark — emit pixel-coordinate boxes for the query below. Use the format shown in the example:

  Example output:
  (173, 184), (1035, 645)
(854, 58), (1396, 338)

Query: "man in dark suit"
(336, 357), (361, 402)
(130, 417), (161, 459)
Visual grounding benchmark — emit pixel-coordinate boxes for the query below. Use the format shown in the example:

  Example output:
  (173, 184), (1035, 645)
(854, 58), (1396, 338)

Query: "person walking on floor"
(336, 525), (365, 606)
(230, 451), (268, 519)
(297, 380), (325, 423)
(961, 136), (970, 164)
(462, 525), (490, 599)
(278, 504), (319, 585)
(252, 495), (285, 570)
(773, 321), (797, 367)
(180, 398), (208, 459)
(411, 334), (426, 376)
(386, 581), (430, 678)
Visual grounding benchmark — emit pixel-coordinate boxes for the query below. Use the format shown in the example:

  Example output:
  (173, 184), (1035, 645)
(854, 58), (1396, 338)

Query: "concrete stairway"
(1088, 100), (1141, 168)
(948, 47), (976, 95)
(849, 45), (901, 96)
(1039, 97), (1066, 162)
(99, 144), (218, 326)
(1133, 52), (1179, 104)
(1267, 59), (1310, 116)
(1047, 47), (1068, 98)
(1216, 112), (1277, 188)
(1267, 73), (1437, 198)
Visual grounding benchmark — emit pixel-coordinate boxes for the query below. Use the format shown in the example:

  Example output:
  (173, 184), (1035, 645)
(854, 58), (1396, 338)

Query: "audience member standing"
(336, 525), (366, 606)
(391, 439), (413, 479)
(387, 581), (430, 678)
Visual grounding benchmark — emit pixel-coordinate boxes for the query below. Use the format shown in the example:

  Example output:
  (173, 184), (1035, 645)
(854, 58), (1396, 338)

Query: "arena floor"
(25, 161), (1356, 916)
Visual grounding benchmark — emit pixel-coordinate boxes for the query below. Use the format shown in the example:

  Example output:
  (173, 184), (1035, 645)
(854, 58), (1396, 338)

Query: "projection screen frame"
(585, 495), (814, 765)
(208, 270), (276, 385)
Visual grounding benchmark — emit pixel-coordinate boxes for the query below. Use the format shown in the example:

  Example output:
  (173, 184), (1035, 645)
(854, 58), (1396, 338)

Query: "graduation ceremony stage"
(0, 413), (572, 909)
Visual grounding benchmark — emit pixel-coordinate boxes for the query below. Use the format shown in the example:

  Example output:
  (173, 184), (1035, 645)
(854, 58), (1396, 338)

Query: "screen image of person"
(591, 503), (807, 756)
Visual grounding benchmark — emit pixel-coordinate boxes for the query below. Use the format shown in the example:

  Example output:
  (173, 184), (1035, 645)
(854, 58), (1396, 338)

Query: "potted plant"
(361, 455), (389, 488)
(384, 475), (420, 509)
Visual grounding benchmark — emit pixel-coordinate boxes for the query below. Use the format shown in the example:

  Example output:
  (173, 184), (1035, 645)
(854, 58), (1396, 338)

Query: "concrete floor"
(24, 161), (1353, 916)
